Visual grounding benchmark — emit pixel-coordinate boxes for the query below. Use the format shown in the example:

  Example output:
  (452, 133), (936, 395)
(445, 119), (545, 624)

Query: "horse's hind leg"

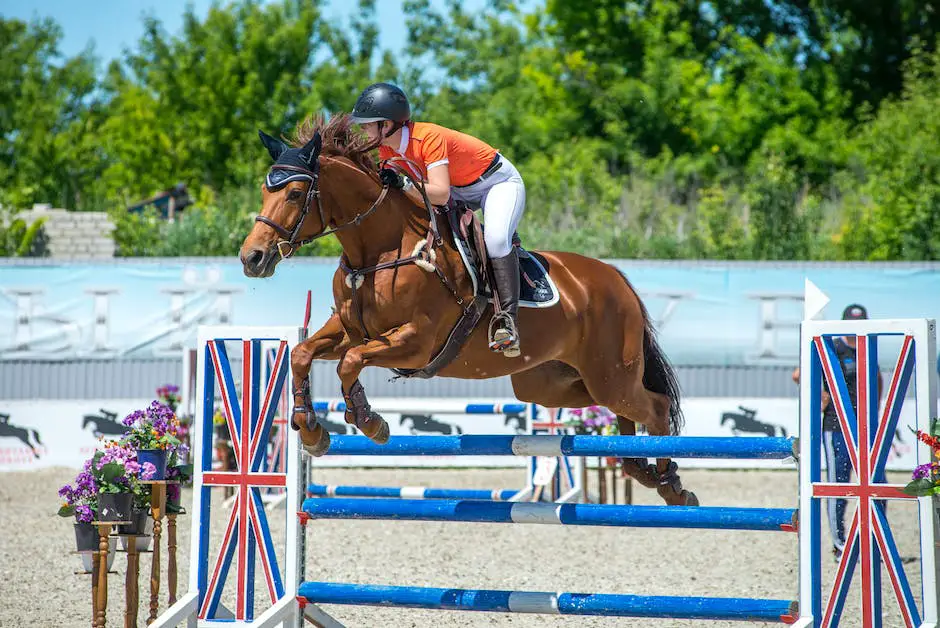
(578, 350), (697, 506)
(614, 392), (699, 506)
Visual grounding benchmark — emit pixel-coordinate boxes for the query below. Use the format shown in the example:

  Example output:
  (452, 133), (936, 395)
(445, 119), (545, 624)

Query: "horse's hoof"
(302, 429), (331, 457)
(362, 413), (390, 445)
(682, 490), (699, 507)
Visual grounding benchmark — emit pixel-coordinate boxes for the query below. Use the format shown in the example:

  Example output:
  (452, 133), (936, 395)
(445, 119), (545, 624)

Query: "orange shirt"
(379, 122), (498, 187)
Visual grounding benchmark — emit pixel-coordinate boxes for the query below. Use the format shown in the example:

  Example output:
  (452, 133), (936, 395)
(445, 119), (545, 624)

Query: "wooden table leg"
(597, 458), (607, 504)
(167, 514), (178, 605)
(580, 459), (589, 503)
(125, 538), (139, 628)
(611, 463), (619, 504)
(624, 475), (633, 505)
(96, 524), (112, 628)
(149, 484), (166, 624)
(92, 551), (100, 627)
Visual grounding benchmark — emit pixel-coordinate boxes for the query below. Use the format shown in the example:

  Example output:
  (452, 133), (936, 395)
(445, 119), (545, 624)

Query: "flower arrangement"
(57, 465), (99, 523)
(904, 421), (940, 497)
(564, 405), (619, 436)
(122, 401), (182, 451)
(156, 384), (181, 412)
(90, 441), (157, 494)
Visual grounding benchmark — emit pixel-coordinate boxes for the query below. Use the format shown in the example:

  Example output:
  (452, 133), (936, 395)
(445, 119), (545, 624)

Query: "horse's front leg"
(337, 321), (431, 445)
(291, 313), (352, 456)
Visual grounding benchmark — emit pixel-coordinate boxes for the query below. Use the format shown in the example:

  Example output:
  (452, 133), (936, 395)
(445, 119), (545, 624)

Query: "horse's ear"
(298, 131), (322, 167)
(259, 130), (288, 161)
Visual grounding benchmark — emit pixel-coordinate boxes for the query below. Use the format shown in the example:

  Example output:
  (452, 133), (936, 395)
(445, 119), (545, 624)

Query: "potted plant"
(212, 407), (228, 441)
(91, 442), (156, 522)
(564, 405), (619, 437)
(58, 464), (117, 572)
(121, 401), (182, 480)
(166, 441), (193, 514)
(156, 384), (181, 413)
(903, 420), (940, 498)
(119, 479), (155, 551)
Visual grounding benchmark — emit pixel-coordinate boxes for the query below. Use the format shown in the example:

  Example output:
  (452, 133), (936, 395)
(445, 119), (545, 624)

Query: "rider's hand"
(379, 168), (405, 189)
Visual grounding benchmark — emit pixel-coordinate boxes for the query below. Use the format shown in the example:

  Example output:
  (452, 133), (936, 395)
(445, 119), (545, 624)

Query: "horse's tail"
(779, 426), (788, 438)
(614, 268), (684, 436)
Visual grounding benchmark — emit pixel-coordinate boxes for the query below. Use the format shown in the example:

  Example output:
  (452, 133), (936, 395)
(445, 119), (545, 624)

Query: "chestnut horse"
(239, 115), (697, 506)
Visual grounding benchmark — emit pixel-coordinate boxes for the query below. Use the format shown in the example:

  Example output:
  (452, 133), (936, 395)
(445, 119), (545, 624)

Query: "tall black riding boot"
(488, 248), (521, 358)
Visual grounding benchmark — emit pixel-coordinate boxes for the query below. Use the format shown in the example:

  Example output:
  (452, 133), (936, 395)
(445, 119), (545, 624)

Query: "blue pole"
(298, 582), (797, 622)
(312, 401), (527, 415)
(306, 484), (519, 501)
(301, 498), (797, 532)
(323, 435), (797, 459)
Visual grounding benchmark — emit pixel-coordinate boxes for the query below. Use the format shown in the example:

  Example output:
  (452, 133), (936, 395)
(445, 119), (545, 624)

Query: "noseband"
(255, 161), (390, 259)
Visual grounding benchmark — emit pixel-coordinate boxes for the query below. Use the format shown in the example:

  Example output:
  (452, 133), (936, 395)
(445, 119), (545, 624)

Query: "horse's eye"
(287, 189), (304, 202)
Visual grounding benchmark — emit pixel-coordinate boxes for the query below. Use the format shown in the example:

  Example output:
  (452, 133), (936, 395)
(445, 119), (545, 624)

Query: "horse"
(238, 114), (697, 506)
(720, 406), (788, 438)
(82, 409), (127, 438)
(0, 414), (44, 458)
(400, 414), (463, 436)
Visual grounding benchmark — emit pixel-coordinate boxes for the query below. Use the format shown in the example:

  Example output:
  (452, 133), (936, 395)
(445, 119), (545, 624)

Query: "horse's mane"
(290, 113), (379, 173)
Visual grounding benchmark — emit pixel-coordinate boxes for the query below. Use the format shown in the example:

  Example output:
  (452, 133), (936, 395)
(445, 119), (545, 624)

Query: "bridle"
(255, 159), (390, 259)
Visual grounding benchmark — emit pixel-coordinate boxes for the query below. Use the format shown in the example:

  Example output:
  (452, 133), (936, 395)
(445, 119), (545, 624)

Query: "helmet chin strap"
(383, 119), (409, 138)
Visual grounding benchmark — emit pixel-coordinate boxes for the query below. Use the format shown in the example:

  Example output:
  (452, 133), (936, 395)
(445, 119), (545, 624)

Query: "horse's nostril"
(245, 249), (265, 270)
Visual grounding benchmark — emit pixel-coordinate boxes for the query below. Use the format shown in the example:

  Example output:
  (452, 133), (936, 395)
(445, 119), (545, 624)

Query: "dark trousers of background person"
(823, 428), (852, 553)
(823, 426), (889, 556)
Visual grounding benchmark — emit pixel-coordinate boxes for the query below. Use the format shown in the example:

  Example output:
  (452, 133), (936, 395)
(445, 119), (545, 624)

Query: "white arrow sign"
(803, 278), (830, 321)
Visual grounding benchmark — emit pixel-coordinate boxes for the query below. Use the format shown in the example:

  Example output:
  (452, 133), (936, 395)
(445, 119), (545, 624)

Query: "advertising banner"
(2, 260), (938, 367)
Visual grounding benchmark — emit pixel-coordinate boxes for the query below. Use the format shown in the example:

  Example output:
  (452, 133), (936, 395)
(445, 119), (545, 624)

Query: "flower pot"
(78, 538), (116, 573)
(98, 491), (134, 522)
(167, 483), (185, 514)
(138, 448), (168, 480)
(74, 521), (99, 552)
(119, 509), (154, 552)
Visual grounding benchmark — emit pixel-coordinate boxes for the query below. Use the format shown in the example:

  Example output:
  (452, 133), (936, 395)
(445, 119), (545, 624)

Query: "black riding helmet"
(349, 83), (411, 133)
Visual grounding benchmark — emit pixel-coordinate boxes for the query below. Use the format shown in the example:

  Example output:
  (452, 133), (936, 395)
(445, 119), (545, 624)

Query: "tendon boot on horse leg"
(488, 247), (521, 358)
(343, 380), (390, 444)
(291, 377), (331, 457)
(616, 413), (699, 507)
(288, 315), (351, 457)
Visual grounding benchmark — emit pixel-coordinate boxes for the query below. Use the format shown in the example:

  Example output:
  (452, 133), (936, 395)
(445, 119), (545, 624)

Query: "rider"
(348, 82), (526, 358)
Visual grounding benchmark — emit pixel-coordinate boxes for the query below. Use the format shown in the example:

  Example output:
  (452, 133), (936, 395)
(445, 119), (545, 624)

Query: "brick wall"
(17, 204), (116, 259)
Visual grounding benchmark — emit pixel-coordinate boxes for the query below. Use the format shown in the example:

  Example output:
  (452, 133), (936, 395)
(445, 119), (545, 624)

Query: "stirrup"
(488, 312), (520, 357)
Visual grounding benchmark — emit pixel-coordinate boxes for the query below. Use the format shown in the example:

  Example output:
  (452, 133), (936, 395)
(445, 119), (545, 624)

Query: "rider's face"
(361, 121), (384, 143)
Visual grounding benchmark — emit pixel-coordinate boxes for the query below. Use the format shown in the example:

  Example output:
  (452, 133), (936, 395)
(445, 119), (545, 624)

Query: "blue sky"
(0, 0), (487, 67)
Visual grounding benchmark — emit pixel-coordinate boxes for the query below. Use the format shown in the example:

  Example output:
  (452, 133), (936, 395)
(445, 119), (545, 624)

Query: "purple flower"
(75, 504), (94, 523)
(913, 463), (935, 480)
(123, 409), (146, 427)
(141, 462), (157, 481)
(58, 485), (74, 500)
(168, 483), (181, 501)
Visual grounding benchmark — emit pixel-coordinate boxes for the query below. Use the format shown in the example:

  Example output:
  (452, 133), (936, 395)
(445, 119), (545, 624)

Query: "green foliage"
(836, 44), (940, 261)
(2, 1), (940, 260)
(0, 208), (46, 256)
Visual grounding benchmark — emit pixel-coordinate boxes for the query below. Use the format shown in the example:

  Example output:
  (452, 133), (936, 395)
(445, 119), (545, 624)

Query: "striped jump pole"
(301, 497), (798, 532)
(307, 484), (519, 501)
(298, 582), (798, 623)
(312, 401), (528, 415)
(324, 434), (798, 459)
(311, 401), (587, 504)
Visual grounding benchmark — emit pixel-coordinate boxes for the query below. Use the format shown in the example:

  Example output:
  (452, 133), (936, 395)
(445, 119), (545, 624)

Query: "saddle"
(442, 200), (556, 307)
(388, 201), (557, 381)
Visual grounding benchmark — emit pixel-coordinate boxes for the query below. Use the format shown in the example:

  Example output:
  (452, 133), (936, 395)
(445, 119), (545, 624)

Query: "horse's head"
(240, 130), (325, 277)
